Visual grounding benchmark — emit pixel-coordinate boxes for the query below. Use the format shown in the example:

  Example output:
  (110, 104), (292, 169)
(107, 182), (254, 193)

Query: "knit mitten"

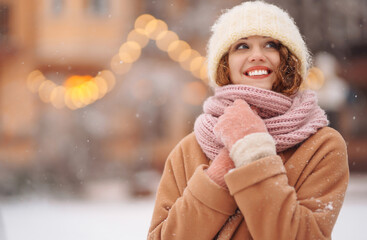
(206, 148), (235, 189)
(214, 99), (276, 167)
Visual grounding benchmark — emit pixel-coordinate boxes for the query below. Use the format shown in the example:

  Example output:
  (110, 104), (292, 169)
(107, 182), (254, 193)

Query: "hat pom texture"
(207, 1), (311, 88)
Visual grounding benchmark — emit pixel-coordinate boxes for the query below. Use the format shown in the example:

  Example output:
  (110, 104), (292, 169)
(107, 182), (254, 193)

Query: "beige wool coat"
(148, 127), (349, 240)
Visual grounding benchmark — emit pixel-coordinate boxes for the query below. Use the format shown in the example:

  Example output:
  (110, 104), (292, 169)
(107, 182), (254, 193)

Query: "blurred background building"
(0, 0), (366, 200)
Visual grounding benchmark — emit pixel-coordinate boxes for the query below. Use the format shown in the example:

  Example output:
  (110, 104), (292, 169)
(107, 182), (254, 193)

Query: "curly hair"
(215, 44), (303, 96)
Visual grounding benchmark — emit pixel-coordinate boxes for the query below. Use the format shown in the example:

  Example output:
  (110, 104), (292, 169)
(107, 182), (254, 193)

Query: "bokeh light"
(145, 19), (168, 40)
(155, 31), (179, 51)
(190, 56), (206, 79)
(134, 14), (155, 31)
(70, 87), (85, 108)
(127, 29), (149, 48)
(110, 54), (132, 75)
(167, 40), (191, 62)
(119, 41), (142, 63)
(306, 67), (325, 90)
(64, 75), (92, 88)
(39, 80), (57, 103)
(28, 14), (210, 110)
(27, 70), (46, 93)
(50, 86), (66, 109)
(84, 80), (99, 102)
(64, 89), (77, 110)
(97, 70), (116, 92)
(179, 49), (201, 71)
(93, 76), (108, 99)
(199, 64), (209, 83)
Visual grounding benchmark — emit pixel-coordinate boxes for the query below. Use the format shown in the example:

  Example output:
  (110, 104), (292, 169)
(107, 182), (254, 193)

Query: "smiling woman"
(227, 36), (281, 90)
(217, 37), (302, 96)
(148, 1), (349, 240)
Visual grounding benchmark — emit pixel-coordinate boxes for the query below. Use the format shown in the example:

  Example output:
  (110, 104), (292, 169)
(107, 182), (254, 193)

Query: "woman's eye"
(265, 41), (280, 49)
(236, 43), (248, 50)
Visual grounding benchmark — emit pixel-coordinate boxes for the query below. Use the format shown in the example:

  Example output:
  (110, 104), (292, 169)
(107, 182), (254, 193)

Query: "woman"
(148, 2), (349, 239)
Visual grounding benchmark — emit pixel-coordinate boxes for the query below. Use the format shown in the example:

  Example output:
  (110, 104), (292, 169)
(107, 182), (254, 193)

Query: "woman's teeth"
(247, 70), (269, 76)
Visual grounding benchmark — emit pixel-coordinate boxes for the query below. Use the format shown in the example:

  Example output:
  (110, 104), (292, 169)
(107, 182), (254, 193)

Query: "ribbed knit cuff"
(230, 132), (276, 168)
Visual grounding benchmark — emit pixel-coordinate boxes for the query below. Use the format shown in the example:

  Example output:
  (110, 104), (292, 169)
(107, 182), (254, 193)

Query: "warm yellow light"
(155, 30), (179, 52)
(145, 19), (168, 40)
(27, 70), (46, 93)
(306, 67), (325, 90)
(119, 41), (141, 63)
(134, 14), (156, 31)
(190, 56), (205, 72)
(63, 76), (97, 108)
(64, 89), (78, 110)
(97, 70), (116, 92)
(70, 87), (85, 109)
(127, 29), (149, 48)
(39, 80), (57, 103)
(110, 54), (132, 75)
(50, 86), (66, 109)
(178, 48), (192, 62)
(190, 56), (206, 79)
(179, 49), (201, 71)
(28, 14), (213, 110)
(167, 40), (191, 62)
(182, 81), (208, 106)
(27, 69), (42, 80)
(64, 75), (92, 88)
(199, 64), (208, 83)
(85, 81), (99, 102)
(80, 83), (94, 105)
(93, 77), (108, 99)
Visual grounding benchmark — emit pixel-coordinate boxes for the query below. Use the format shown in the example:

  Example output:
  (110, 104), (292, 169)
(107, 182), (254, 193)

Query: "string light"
(119, 41), (142, 63)
(110, 54), (132, 75)
(27, 14), (210, 109)
(134, 14), (155, 31)
(145, 19), (168, 40)
(167, 40), (191, 62)
(27, 70), (46, 93)
(179, 49), (200, 71)
(127, 29), (149, 48)
(155, 31), (179, 51)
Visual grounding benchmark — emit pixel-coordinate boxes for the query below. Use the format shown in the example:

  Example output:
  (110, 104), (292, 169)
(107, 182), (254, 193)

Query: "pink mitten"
(214, 99), (276, 167)
(206, 148), (234, 189)
(214, 99), (267, 149)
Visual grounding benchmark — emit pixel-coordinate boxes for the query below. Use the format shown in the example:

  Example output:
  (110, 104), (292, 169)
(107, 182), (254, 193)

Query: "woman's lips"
(244, 66), (272, 79)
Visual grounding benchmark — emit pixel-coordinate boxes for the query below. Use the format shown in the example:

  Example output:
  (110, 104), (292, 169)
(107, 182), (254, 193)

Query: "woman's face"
(228, 35), (281, 90)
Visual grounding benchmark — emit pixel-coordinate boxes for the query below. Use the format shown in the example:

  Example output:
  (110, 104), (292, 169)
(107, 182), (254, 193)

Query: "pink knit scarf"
(194, 85), (329, 161)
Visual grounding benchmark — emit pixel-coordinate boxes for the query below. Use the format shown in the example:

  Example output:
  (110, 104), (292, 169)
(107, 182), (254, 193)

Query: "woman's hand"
(214, 99), (276, 167)
(214, 99), (267, 150)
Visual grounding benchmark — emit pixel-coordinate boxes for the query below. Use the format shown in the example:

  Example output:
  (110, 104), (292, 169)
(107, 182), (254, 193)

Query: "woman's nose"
(248, 47), (265, 62)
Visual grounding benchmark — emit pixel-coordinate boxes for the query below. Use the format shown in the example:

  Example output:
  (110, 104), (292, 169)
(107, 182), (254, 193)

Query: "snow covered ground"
(0, 197), (154, 240)
(0, 174), (366, 240)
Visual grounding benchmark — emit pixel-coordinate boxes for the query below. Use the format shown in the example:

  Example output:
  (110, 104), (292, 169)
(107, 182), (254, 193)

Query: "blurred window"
(0, 4), (9, 43)
(87, 0), (109, 16)
(52, 0), (63, 15)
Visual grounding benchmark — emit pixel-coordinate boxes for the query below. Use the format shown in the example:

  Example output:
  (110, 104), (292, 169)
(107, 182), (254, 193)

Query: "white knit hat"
(207, 1), (311, 88)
